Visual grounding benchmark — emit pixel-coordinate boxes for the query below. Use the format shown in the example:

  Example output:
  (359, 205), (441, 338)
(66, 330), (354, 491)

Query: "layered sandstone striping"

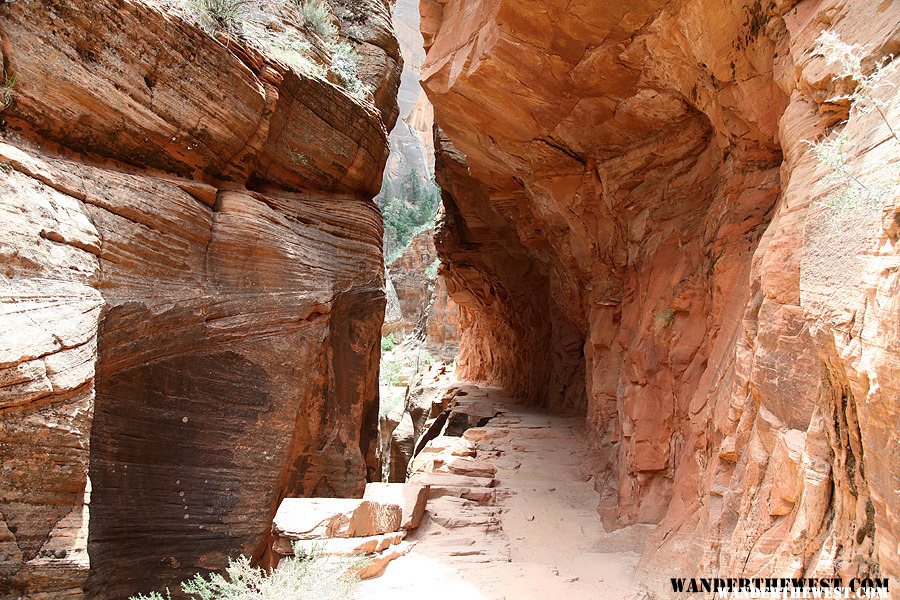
(0, 0), (400, 597)
(424, 0), (899, 583)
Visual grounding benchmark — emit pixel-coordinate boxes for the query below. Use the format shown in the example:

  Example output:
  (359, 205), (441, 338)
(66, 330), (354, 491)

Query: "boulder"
(273, 499), (402, 541)
(363, 483), (430, 530)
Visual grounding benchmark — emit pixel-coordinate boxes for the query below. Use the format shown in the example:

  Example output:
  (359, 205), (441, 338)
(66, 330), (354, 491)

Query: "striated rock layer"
(0, 0), (400, 597)
(424, 0), (898, 583)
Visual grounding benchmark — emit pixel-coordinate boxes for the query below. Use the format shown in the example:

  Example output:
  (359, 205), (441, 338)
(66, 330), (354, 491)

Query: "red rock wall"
(424, 0), (898, 582)
(0, 0), (399, 597)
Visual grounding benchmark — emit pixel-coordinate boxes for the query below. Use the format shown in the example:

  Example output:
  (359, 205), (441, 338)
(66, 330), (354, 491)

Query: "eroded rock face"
(0, 0), (400, 597)
(424, 0), (898, 582)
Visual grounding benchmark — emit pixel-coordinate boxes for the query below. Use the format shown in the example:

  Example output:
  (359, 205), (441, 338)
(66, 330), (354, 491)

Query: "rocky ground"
(361, 384), (655, 600)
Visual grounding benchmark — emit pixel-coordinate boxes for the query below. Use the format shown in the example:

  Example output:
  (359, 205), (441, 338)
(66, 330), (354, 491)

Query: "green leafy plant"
(241, 24), (325, 78)
(380, 357), (404, 387)
(1, 73), (16, 111)
(380, 334), (396, 352)
(809, 31), (899, 214)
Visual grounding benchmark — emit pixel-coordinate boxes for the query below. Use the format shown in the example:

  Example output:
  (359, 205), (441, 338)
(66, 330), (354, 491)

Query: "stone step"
(273, 498), (402, 542)
(408, 472), (497, 503)
(432, 456), (497, 478)
(274, 531), (404, 557)
(418, 435), (477, 456)
(355, 540), (415, 579)
(408, 472), (496, 489)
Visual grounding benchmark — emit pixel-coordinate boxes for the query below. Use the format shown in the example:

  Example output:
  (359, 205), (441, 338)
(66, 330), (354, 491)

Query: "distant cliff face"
(378, 0), (435, 195)
(0, 0), (400, 597)
(424, 0), (899, 583)
(387, 229), (460, 354)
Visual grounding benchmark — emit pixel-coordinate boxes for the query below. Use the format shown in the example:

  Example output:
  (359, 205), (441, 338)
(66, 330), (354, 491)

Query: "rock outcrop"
(270, 482), (428, 579)
(381, 366), (457, 482)
(424, 0), (898, 584)
(0, 0), (400, 597)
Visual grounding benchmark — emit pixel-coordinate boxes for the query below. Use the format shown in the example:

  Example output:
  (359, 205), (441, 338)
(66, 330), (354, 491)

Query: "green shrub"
(380, 334), (396, 352)
(653, 308), (674, 331)
(130, 544), (361, 600)
(379, 386), (405, 417)
(188, 0), (255, 34)
(329, 41), (369, 99)
(1, 73), (16, 111)
(380, 358), (403, 387)
(242, 23), (324, 78)
(298, 0), (337, 39)
(425, 259), (440, 280)
(129, 593), (170, 600)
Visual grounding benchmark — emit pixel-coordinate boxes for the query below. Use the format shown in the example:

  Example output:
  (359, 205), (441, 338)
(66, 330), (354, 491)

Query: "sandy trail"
(360, 385), (654, 600)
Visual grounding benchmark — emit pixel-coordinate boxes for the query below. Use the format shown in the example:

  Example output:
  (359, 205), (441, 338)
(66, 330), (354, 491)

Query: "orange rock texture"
(0, 0), (400, 597)
(423, 0), (899, 583)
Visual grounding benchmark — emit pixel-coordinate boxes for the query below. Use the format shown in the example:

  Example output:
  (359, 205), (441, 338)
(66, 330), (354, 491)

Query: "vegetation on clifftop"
(169, 0), (370, 99)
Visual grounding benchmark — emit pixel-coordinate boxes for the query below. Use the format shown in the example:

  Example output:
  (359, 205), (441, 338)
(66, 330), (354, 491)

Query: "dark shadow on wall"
(327, 288), (385, 488)
(85, 338), (273, 598)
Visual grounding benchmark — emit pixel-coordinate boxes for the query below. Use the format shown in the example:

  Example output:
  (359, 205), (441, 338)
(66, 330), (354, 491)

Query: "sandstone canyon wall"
(423, 0), (898, 584)
(0, 1), (400, 597)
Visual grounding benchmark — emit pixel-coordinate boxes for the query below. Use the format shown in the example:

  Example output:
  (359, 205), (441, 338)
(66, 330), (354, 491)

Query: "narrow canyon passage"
(0, 0), (897, 597)
(363, 385), (653, 599)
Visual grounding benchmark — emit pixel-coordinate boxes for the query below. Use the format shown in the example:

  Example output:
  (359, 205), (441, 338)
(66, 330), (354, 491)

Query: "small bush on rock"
(809, 31), (899, 214)
(425, 259), (440, 280)
(298, 0), (337, 39)
(329, 41), (369, 99)
(188, 0), (256, 34)
(1, 73), (16, 111)
(381, 334), (396, 352)
(652, 308), (674, 332)
(380, 357), (403, 387)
